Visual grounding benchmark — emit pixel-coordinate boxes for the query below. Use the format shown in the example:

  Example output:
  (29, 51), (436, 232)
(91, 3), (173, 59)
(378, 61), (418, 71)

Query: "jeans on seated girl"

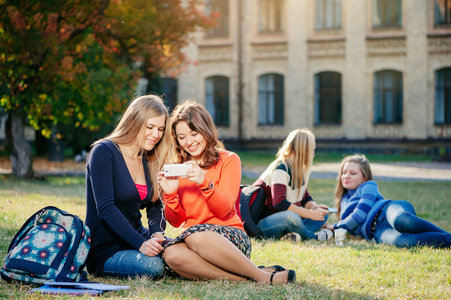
(257, 211), (329, 240)
(103, 250), (164, 279)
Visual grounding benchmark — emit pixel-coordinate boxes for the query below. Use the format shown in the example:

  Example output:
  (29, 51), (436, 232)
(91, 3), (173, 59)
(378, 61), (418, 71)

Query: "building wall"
(175, 0), (451, 145)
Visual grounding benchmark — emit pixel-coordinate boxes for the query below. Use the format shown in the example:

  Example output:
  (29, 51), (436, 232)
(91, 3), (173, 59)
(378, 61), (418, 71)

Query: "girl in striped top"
(253, 129), (332, 242)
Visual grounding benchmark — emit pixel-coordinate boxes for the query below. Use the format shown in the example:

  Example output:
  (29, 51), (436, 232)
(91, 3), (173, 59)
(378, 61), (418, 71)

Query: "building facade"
(163, 0), (451, 152)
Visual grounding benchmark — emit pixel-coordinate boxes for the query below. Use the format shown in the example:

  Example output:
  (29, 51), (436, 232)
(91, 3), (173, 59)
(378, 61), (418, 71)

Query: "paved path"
(1, 157), (450, 181)
(243, 162), (451, 182)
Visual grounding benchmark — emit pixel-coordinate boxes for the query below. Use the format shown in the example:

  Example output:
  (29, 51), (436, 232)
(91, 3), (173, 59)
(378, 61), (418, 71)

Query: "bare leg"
(163, 231), (291, 284)
(163, 243), (246, 281)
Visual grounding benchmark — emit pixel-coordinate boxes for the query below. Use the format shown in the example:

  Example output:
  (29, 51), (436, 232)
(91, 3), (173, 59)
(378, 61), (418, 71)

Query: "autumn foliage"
(0, 0), (215, 177)
(1, 0), (213, 132)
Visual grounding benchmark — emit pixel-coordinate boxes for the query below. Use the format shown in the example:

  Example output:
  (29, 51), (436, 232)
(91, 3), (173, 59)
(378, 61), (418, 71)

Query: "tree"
(0, 0), (214, 178)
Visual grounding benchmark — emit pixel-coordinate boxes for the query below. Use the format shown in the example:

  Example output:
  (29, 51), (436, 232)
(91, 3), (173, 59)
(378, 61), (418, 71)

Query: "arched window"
(374, 70), (403, 124)
(435, 67), (451, 124)
(205, 76), (229, 126)
(315, 72), (342, 125)
(258, 73), (284, 125)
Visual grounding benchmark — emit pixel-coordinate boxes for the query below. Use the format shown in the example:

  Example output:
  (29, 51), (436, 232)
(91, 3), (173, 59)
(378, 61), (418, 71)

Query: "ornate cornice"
(198, 45), (233, 63)
(313, 125), (344, 138)
(307, 39), (345, 59)
(255, 126), (288, 138)
(373, 125), (405, 138)
(251, 42), (288, 61)
(428, 36), (451, 55)
(366, 37), (406, 57)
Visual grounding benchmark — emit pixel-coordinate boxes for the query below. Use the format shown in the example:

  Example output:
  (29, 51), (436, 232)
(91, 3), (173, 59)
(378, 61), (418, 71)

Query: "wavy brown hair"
(334, 154), (373, 218)
(95, 94), (172, 201)
(170, 100), (224, 169)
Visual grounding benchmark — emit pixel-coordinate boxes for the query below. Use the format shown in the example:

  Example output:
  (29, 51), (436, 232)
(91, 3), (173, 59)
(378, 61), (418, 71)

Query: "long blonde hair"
(95, 95), (172, 201)
(334, 154), (373, 217)
(269, 128), (316, 199)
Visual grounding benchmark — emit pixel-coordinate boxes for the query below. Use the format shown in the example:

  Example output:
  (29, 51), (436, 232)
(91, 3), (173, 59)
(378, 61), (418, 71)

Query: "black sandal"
(287, 270), (296, 283)
(269, 270), (277, 284)
(258, 265), (286, 272)
(269, 269), (296, 284)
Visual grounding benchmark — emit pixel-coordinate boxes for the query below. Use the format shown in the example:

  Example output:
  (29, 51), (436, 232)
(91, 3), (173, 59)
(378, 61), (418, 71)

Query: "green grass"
(236, 151), (434, 168)
(1, 161), (450, 299)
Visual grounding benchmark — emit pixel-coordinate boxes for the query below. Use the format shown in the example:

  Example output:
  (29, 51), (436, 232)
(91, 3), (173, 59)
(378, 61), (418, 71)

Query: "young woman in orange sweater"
(157, 100), (295, 284)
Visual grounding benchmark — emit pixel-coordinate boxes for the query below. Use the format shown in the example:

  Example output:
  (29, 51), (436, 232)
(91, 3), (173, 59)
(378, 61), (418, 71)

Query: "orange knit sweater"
(163, 151), (244, 231)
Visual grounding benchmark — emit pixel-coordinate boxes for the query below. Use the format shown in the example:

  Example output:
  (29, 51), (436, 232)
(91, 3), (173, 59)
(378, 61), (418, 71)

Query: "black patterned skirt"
(164, 223), (252, 258)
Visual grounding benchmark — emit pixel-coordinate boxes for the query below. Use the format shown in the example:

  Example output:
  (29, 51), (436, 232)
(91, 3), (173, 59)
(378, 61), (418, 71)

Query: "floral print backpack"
(0, 206), (91, 284)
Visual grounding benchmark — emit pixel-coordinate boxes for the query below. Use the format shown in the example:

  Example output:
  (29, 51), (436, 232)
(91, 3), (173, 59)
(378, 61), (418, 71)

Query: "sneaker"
(281, 232), (302, 243)
(314, 229), (334, 241)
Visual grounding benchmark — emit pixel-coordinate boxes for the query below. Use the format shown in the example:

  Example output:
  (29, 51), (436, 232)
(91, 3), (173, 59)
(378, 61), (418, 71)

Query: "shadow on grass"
(84, 277), (378, 299)
(0, 280), (376, 299)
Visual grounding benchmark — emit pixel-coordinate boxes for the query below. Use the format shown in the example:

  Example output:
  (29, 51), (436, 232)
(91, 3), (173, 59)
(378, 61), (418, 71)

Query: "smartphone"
(328, 207), (338, 213)
(163, 164), (190, 177)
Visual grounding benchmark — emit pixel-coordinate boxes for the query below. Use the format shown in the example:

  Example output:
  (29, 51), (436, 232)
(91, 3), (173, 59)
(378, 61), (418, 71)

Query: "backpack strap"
(238, 184), (273, 238)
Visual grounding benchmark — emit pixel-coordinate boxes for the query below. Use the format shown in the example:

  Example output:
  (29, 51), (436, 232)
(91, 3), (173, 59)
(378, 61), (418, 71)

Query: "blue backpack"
(1, 206), (91, 284)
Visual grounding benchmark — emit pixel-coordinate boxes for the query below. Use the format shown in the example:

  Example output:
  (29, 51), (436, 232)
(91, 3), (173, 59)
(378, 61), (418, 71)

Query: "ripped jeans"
(103, 250), (165, 279)
(257, 211), (328, 240)
(373, 200), (451, 248)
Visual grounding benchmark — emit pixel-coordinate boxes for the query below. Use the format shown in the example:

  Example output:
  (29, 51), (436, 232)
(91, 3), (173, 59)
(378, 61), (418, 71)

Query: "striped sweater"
(255, 160), (313, 211)
(334, 180), (390, 240)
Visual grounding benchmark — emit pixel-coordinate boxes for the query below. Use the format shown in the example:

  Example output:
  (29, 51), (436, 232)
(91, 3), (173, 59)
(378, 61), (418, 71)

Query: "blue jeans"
(257, 211), (328, 240)
(103, 250), (165, 279)
(373, 200), (451, 248)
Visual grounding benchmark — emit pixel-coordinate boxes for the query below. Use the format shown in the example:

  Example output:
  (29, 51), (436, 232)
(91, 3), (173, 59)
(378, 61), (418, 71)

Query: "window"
(374, 70), (403, 124)
(435, 67), (451, 124)
(372, 0), (402, 28)
(161, 78), (178, 113)
(435, 0), (451, 25)
(258, 74), (284, 125)
(205, 76), (229, 126)
(315, 0), (342, 30)
(206, 0), (229, 36)
(315, 72), (342, 125)
(259, 0), (284, 33)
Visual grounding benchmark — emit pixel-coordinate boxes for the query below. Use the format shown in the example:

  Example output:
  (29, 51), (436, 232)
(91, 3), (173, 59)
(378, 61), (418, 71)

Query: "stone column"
(405, 0), (429, 138)
(343, 0), (367, 139)
(286, 0), (309, 129)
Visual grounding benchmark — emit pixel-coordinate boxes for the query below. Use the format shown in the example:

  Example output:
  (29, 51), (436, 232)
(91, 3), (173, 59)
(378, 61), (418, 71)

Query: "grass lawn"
(0, 161), (450, 299)
(235, 150), (435, 168)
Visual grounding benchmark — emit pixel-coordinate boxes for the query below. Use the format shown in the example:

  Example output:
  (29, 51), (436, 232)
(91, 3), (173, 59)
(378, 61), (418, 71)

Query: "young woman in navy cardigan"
(85, 95), (172, 278)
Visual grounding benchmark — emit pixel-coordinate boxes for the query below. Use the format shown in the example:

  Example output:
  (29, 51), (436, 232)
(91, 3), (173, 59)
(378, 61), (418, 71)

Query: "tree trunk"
(5, 108), (35, 179)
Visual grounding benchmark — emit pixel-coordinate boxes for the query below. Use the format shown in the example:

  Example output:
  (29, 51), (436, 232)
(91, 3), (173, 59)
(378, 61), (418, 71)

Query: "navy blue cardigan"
(85, 140), (165, 276)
